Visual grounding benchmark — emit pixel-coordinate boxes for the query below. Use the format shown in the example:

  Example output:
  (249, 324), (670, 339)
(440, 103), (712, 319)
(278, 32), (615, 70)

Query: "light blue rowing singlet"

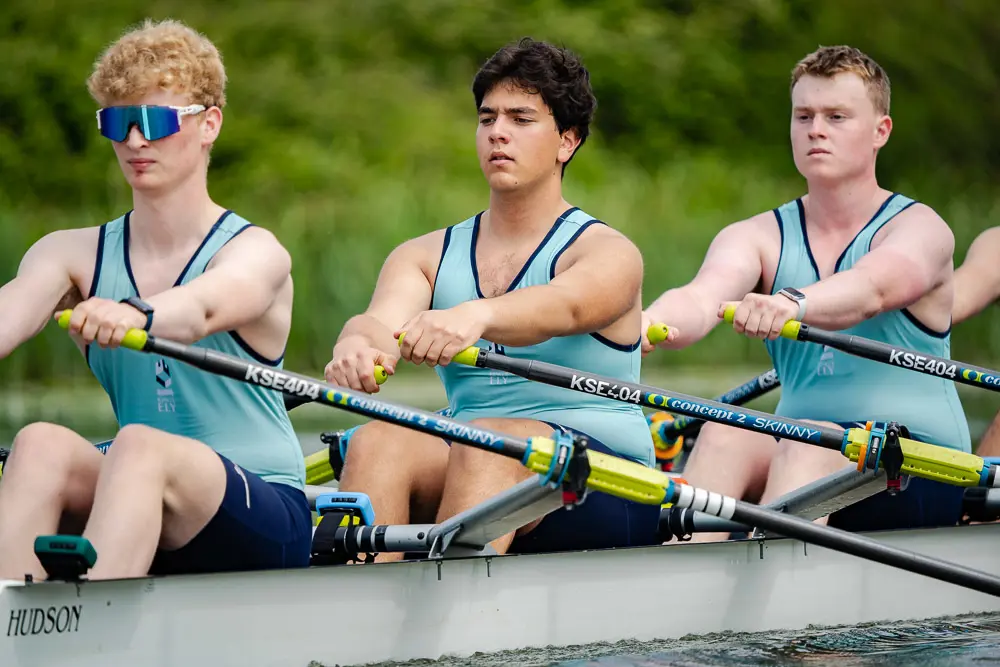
(86, 211), (306, 489)
(431, 207), (654, 466)
(764, 194), (971, 452)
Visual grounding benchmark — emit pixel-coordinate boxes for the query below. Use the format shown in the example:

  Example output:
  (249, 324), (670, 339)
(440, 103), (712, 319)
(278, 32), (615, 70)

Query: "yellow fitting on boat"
(523, 437), (670, 505)
(649, 412), (684, 460)
(305, 449), (335, 486)
(842, 427), (984, 486)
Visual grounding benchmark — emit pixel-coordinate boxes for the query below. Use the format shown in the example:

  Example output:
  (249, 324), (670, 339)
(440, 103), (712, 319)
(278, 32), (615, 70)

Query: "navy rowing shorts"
(149, 453), (313, 575)
(826, 421), (964, 532)
(508, 423), (661, 554)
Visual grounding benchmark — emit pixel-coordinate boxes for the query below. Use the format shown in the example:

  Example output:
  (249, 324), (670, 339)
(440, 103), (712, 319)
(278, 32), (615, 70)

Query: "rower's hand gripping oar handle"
(55, 310), (390, 385)
(429, 324), (674, 368)
(408, 319), (999, 491)
(722, 305), (801, 340)
(717, 307), (998, 487)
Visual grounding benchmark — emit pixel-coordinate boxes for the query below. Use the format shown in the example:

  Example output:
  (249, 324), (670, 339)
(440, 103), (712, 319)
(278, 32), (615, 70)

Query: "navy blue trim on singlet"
(470, 207), (578, 298)
(902, 307), (950, 339)
(548, 219), (605, 280)
(543, 218), (638, 351)
(88, 224), (107, 300)
(174, 210), (234, 287)
(796, 199), (822, 281)
(230, 331), (284, 366)
(429, 225), (453, 307)
(212, 221), (285, 366)
(864, 199), (917, 254)
(833, 193), (899, 272)
(859, 198), (946, 337)
(84, 224), (109, 366)
(591, 332), (640, 352)
(769, 208), (784, 294)
(122, 210), (232, 296)
(122, 211), (138, 295)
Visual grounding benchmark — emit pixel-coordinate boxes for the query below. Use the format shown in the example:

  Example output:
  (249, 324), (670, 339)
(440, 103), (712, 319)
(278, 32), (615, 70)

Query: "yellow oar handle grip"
(722, 305), (800, 339)
(647, 323), (670, 345)
(396, 331), (483, 367)
(57, 309), (149, 350)
(58, 309), (387, 384)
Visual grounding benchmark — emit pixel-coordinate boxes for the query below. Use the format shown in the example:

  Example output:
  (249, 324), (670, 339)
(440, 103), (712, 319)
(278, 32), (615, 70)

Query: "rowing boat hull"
(2, 523), (999, 667)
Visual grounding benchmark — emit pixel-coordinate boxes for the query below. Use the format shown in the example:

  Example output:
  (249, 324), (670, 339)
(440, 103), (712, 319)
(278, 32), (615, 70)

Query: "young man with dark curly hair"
(325, 37), (658, 559)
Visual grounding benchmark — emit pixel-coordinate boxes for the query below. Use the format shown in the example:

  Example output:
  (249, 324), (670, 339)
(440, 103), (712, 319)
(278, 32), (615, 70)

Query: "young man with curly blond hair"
(643, 45), (970, 539)
(0, 19), (311, 579)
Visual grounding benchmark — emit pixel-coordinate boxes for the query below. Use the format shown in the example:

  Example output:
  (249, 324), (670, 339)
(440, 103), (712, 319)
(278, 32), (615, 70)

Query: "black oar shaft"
(664, 485), (1000, 597)
(145, 337), (532, 461)
(797, 324), (1000, 392)
(734, 502), (1000, 595)
(661, 369), (780, 438)
(475, 351), (845, 449)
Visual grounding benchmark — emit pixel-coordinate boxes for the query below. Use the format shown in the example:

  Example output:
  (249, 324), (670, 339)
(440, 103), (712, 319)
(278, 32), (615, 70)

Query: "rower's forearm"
(645, 288), (715, 348)
(143, 290), (214, 343)
(337, 314), (401, 358)
(0, 281), (60, 360)
(480, 287), (617, 347)
(799, 275), (888, 330)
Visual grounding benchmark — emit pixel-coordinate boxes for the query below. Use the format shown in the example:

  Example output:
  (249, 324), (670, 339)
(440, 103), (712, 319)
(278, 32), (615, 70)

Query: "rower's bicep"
(0, 232), (78, 342)
(690, 222), (767, 301)
(862, 210), (954, 304)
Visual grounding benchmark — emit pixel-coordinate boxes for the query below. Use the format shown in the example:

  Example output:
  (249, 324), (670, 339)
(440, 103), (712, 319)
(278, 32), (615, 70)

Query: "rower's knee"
(9, 422), (80, 478)
(448, 418), (532, 472)
(686, 423), (749, 461)
(105, 424), (165, 470)
(770, 439), (845, 475)
(342, 421), (423, 473)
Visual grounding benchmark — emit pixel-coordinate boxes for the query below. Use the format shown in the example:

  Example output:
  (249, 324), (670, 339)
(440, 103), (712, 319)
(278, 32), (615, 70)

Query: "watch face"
(783, 288), (804, 300)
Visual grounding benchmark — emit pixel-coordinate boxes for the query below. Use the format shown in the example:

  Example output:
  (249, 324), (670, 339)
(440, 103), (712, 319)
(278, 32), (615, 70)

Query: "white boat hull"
(1, 523), (999, 666)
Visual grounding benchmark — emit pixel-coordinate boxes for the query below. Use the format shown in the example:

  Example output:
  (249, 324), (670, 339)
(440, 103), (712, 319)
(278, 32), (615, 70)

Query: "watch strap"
(777, 288), (807, 321)
(119, 297), (154, 332)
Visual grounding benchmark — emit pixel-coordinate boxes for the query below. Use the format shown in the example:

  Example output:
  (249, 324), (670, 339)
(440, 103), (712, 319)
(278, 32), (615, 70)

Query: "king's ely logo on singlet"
(816, 345), (836, 376)
(488, 342), (510, 385)
(155, 358), (176, 412)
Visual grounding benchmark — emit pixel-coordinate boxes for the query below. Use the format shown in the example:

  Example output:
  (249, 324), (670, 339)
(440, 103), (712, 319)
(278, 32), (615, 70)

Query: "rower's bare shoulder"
(876, 202), (955, 249)
(22, 227), (100, 273)
(555, 222), (641, 271)
(213, 225), (292, 271)
(709, 211), (779, 251)
(384, 228), (449, 275)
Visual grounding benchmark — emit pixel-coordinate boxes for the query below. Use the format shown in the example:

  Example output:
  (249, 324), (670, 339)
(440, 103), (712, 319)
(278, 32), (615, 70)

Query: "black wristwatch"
(120, 296), (154, 331)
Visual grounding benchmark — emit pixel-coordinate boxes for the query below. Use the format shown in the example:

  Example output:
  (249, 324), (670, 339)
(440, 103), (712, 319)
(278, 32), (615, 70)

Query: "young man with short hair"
(326, 38), (658, 560)
(643, 45), (970, 540)
(0, 19), (311, 580)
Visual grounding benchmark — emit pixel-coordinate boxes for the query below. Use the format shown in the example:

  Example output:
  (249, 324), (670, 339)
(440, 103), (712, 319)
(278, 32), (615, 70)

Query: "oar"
(721, 306), (1000, 393)
(283, 364), (388, 411)
(650, 368), (780, 441)
(54, 314), (1000, 597)
(643, 325), (780, 462)
(436, 340), (997, 489)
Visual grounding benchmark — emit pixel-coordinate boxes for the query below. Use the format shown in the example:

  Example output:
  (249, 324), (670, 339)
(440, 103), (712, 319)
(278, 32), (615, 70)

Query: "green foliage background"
(3, 0), (1000, 390)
